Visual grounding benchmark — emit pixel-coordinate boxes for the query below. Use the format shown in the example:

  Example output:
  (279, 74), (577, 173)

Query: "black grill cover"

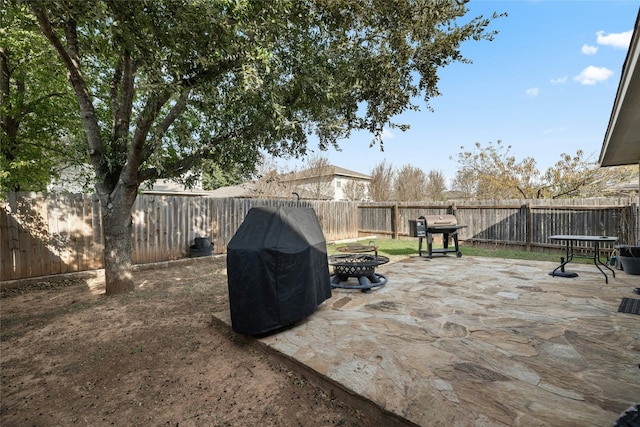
(226, 206), (332, 335)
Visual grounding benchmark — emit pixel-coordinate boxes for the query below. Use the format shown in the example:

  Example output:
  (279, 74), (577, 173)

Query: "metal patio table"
(549, 235), (618, 283)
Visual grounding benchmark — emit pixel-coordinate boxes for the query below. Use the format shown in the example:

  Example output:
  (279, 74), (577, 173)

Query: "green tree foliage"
(201, 161), (250, 190)
(0, 5), (83, 192)
(25, 0), (502, 293)
(451, 140), (637, 199)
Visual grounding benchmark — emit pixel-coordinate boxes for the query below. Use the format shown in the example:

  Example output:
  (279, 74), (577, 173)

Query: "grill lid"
(422, 214), (458, 227)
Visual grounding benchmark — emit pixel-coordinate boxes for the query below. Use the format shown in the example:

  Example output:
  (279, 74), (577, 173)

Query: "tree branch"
(140, 89), (191, 164)
(138, 125), (253, 182)
(123, 88), (173, 185)
(110, 59), (123, 127)
(112, 52), (136, 154)
(31, 6), (108, 187)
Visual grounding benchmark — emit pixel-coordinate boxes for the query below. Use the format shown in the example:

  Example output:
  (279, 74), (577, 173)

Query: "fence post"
(524, 203), (532, 252)
(392, 203), (399, 240)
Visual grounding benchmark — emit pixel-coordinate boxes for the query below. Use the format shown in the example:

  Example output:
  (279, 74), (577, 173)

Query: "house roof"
(606, 178), (640, 193)
(599, 7), (640, 167)
(142, 179), (258, 198)
(141, 179), (214, 196)
(207, 182), (256, 198)
(280, 165), (370, 182)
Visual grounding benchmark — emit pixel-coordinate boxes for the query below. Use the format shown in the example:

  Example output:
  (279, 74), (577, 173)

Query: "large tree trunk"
(100, 186), (137, 295)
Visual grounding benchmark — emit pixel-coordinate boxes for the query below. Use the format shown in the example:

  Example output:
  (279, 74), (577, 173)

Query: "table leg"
(592, 242), (615, 284)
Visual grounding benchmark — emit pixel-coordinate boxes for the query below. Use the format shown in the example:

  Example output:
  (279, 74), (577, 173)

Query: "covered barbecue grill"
(226, 206), (332, 335)
(409, 214), (466, 258)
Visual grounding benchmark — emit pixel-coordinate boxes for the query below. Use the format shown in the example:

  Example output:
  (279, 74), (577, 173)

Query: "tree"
(451, 140), (636, 199)
(425, 170), (447, 200)
(289, 155), (334, 200)
(201, 162), (251, 191)
(539, 153), (636, 199)
(0, 5), (83, 192)
(450, 167), (476, 199)
(252, 155), (290, 199)
(342, 180), (368, 201)
(26, 0), (502, 294)
(368, 161), (395, 201)
(394, 164), (427, 201)
(451, 141), (533, 199)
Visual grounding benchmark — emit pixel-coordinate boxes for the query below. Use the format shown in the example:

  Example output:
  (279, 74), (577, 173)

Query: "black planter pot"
(615, 245), (640, 275)
(190, 237), (214, 257)
(619, 256), (640, 275)
(194, 237), (211, 249)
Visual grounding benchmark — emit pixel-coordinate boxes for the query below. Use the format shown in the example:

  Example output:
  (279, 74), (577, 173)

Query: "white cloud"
(581, 44), (598, 55)
(542, 126), (568, 136)
(596, 30), (633, 49)
(573, 66), (613, 85)
(550, 76), (568, 85)
(525, 87), (539, 97)
(382, 128), (394, 139)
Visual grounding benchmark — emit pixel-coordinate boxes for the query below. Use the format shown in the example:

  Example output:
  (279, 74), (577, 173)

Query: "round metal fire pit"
(328, 253), (389, 292)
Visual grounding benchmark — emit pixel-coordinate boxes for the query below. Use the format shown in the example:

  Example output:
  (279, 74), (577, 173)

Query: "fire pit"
(328, 253), (389, 292)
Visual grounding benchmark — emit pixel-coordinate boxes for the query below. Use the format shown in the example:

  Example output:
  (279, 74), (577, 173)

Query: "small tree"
(342, 180), (368, 201)
(252, 156), (288, 199)
(254, 169), (286, 199)
(425, 170), (447, 200)
(368, 161), (395, 202)
(290, 155), (334, 200)
(394, 164), (428, 201)
(450, 168), (476, 199)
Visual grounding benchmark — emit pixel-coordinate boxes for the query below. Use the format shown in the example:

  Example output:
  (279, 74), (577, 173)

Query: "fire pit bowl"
(328, 253), (389, 292)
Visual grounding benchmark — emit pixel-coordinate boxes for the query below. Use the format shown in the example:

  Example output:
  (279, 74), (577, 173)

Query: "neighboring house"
(604, 178), (640, 197)
(278, 165), (371, 201)
(141, 179), (214, 196)
(206, 182), (256, 198)
(138, 167), (372, 201)
(142, 179), (258, 198)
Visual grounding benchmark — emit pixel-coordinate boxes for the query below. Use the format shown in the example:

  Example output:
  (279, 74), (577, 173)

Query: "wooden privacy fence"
(1, 193), (358, 281)
(1, 193), (637, 281)
(358, 199), (639, 252)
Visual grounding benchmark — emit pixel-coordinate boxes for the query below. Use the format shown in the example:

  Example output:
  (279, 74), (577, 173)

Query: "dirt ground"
(0, 256), (376, 427)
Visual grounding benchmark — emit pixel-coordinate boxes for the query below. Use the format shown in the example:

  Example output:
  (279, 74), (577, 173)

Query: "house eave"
(599, 8), (640, 167)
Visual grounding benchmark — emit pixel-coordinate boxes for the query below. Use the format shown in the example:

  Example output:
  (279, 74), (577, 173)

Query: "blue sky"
(277, 0), (639, 184)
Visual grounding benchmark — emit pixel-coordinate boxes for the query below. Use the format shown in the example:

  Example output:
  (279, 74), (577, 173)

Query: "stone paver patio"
(214, 255), (640, 426)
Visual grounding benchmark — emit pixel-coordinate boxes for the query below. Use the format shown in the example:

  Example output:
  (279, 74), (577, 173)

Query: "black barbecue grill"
(409, 214), (467, 258)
